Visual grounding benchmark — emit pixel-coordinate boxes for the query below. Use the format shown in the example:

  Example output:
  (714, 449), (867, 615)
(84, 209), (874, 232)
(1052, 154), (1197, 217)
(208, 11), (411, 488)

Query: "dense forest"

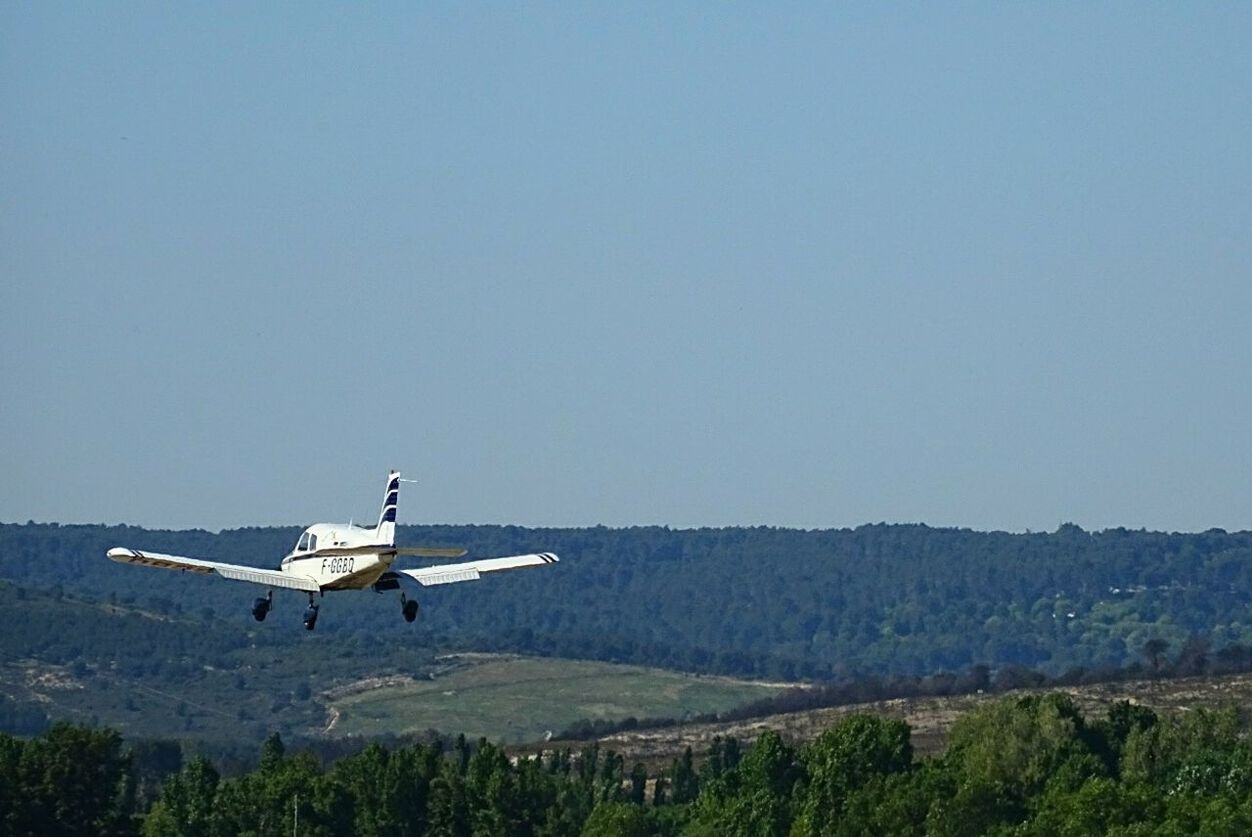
(8, 572), (1252, 750)
(3, 521), (1251, 681)
(6, 694), (1252, 836)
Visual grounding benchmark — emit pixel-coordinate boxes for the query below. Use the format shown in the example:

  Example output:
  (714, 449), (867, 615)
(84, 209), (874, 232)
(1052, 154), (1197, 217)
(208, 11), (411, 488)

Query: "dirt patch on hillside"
(544, 672), (1252, 770)
(20, 662), (85, 693)
(321, 674), (419, 701)
(0, 661), (86, 706)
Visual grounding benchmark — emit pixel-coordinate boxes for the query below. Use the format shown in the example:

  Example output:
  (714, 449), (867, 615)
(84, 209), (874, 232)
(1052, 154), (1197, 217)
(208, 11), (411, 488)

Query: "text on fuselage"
(322, 556), (355, 575)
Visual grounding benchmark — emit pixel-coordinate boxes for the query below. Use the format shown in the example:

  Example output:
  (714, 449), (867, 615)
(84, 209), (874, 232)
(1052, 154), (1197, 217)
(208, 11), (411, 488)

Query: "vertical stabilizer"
(377, 470), (400, 545)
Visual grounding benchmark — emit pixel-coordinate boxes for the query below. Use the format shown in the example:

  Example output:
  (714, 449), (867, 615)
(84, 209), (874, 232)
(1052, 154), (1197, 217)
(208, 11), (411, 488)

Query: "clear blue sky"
(3, 4), (1249, 532)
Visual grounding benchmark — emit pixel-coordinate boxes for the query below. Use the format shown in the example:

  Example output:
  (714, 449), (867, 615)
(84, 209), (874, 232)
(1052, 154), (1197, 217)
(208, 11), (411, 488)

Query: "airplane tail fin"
(376, 470), (400, 545)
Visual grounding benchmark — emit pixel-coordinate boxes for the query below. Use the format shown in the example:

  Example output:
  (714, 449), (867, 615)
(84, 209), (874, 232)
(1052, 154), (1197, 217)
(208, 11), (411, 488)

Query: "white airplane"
(107, 470), (558, 630)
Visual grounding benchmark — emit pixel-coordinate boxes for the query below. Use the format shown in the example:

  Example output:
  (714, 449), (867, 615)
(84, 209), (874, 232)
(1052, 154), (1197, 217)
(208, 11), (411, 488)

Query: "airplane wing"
(310, 546), (468, 559)
(106, 548), (320, 593)
(398, 552), (559, 587)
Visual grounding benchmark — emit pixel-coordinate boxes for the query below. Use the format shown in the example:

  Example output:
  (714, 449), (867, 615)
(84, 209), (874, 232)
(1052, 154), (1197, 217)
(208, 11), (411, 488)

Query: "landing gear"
(303, 593), (320, 631)
(401, 593), (419, 623)
(251, 591), (272, 622)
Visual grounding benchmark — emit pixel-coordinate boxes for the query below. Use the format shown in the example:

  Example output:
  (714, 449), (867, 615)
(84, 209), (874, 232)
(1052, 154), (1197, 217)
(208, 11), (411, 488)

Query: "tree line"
(5, 692), (1252, 835)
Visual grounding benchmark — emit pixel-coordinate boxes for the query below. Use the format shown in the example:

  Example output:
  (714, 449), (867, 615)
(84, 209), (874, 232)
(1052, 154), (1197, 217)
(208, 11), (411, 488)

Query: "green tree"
(1158, 791), (1252, 835)
(330, 735), (418, 835)
(1023, 776), (1163, 835)
(1121, 706), (1244, 789)
(428, 758), (471, 837)
(142, 756), (219, 837)
(687, 731), (800, 837)
(129, 739), (183, 811)
(628, 762), (648, 806)
(595, 750), (625, 804)
(210, 748), (348, 837)
(837, 760), (956, 837)
(937, 694), (1106, 834)
(580, 801), (650, 837)
(0, 734), (28, 836)
(1089, 700), (1157, 775)
(17, 723), (135, 837)
(793, 714), (913, 836)
(668, 747), (698, 805)
(259, 732), (285, 771)
(465, 741), (524, 837)
(948, 694), (1104, 796)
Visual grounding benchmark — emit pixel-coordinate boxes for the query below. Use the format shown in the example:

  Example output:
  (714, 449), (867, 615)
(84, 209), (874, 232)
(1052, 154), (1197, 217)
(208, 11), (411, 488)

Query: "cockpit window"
(308, 534), (318, 552)
(297, 532), (310, 552)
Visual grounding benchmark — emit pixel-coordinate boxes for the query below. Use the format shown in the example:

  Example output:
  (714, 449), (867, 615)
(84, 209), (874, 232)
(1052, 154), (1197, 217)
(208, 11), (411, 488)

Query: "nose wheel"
(401, 593), (419, 623)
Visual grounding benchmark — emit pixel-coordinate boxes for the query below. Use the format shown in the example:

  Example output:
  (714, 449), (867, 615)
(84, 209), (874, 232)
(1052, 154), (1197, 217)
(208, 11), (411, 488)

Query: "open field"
(326, 653), (788, 743)
(567, 671), (1252, 769)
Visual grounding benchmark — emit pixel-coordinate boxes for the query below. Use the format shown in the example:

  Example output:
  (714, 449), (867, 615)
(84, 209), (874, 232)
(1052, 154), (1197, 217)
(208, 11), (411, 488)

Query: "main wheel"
(303, 604), (319, 631)
(251, 596), (271, 622)
(402, 599), (419, 623)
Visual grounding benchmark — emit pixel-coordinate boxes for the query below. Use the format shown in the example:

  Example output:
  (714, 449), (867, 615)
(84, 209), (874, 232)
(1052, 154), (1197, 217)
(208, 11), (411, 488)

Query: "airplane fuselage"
(280, 522), (394, 591)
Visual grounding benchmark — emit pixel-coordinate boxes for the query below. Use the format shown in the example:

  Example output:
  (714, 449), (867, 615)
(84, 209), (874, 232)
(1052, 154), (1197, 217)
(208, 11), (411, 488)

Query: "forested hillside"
(8, 695), (1252, 836)
(0, 580), (439, 742)
(3, 521), (1250, 680)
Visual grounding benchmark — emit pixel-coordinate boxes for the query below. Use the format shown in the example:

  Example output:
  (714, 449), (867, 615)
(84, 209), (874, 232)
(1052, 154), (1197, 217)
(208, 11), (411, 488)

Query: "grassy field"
(326, 654), (787, 743)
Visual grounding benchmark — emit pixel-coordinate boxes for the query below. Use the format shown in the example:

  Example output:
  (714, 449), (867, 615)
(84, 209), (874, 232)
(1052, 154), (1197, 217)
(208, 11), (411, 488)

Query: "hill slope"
(578, 671), (1252, 769)
(4, 521), (1251, 680)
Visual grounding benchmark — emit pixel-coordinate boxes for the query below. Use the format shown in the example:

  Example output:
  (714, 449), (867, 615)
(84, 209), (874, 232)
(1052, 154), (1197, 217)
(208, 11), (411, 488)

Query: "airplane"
(106, 470), (558, 630)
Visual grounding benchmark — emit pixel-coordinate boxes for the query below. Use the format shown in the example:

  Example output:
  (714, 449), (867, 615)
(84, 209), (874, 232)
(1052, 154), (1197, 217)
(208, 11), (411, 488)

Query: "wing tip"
(107, 547), (137, 561)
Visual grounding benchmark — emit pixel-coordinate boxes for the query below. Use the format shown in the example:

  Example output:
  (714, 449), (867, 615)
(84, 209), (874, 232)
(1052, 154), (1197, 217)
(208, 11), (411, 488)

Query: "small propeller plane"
(107, 470), (558, 630)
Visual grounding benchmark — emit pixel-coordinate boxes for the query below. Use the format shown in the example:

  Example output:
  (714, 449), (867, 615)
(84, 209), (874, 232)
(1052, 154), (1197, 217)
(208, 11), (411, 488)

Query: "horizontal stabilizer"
(107, 548), (320, 593)
(310, 545), (468, 559)
(394, 547), (469, 558)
